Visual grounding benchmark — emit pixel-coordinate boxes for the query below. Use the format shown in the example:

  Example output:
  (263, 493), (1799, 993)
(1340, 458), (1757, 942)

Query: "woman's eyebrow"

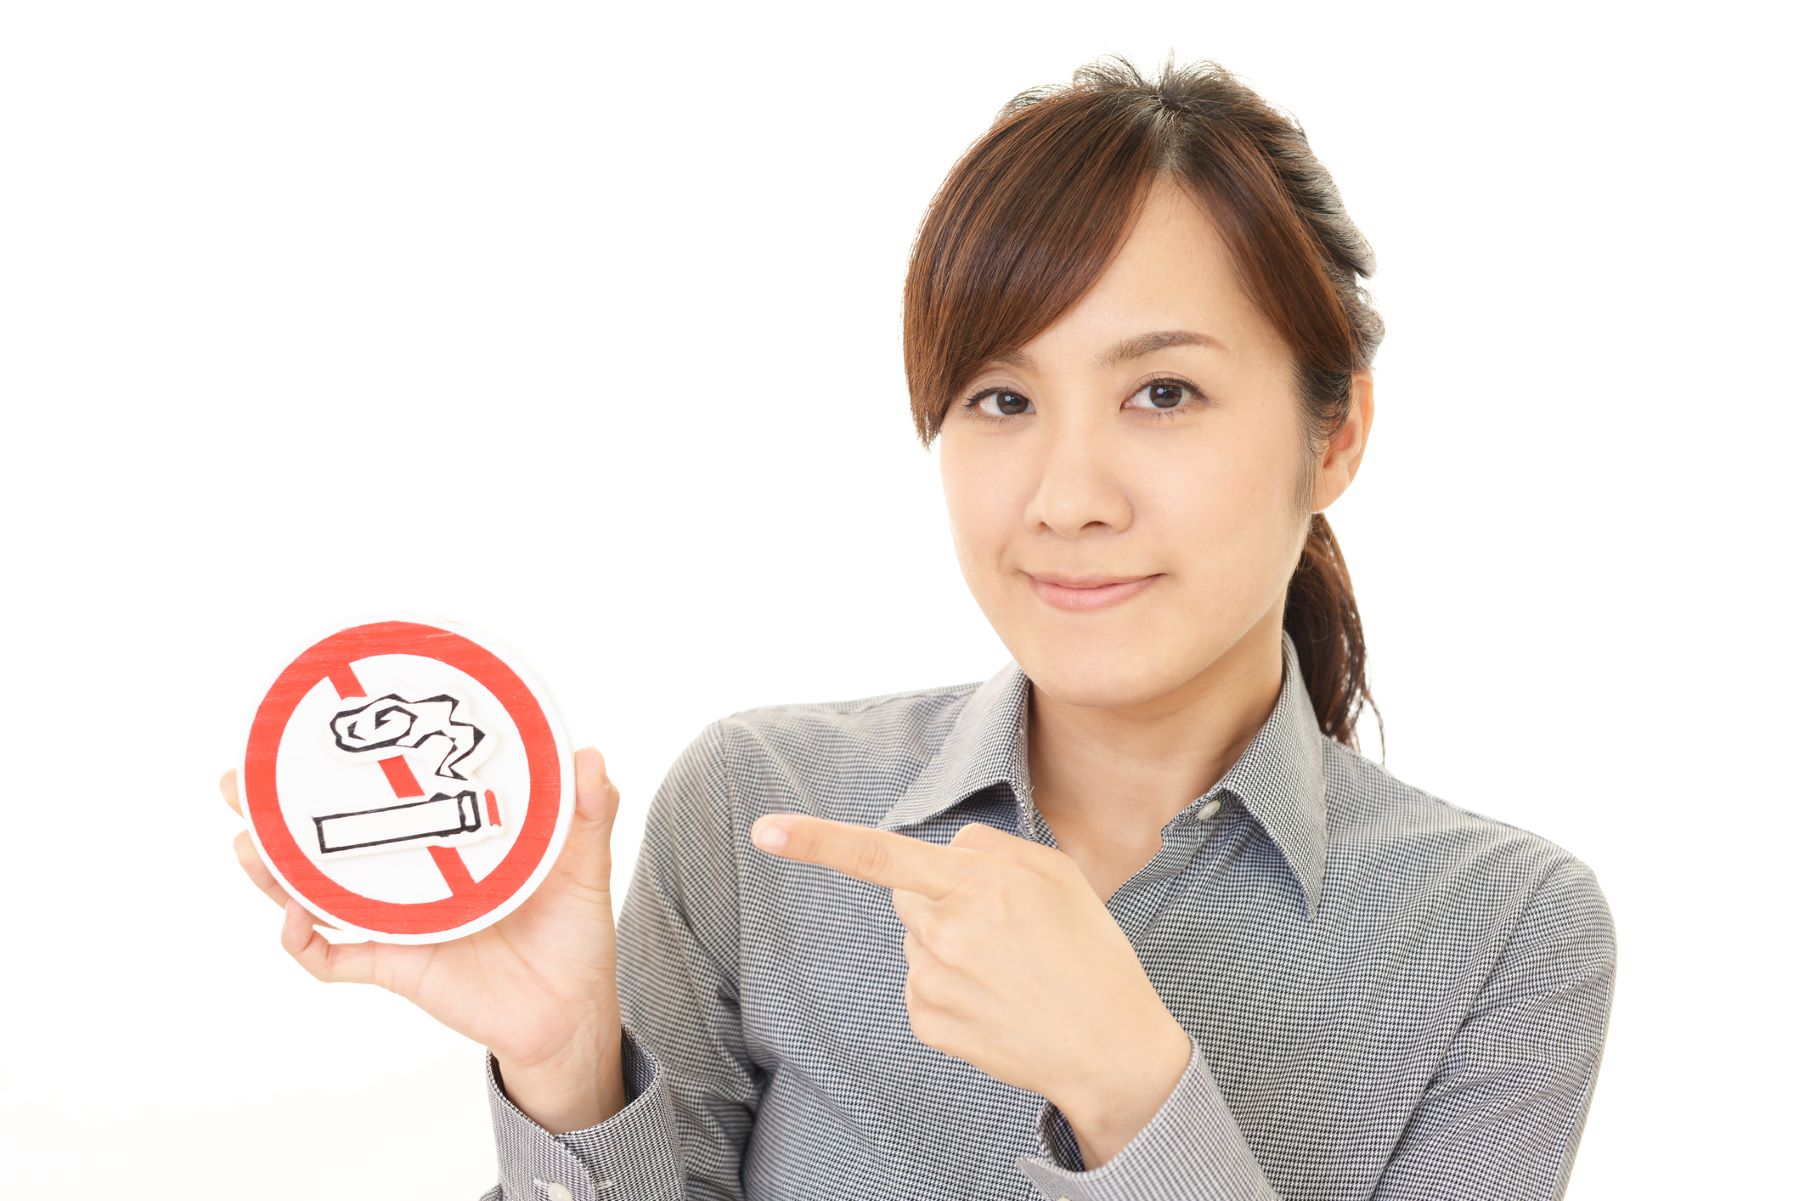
(990, 328), (1228, 371)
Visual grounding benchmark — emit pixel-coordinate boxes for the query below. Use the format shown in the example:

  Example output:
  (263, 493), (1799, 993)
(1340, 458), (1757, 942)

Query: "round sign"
(240, 615), (574, 944)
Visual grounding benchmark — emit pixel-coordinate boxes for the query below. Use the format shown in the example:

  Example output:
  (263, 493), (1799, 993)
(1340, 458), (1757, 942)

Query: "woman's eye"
(1123, 378), (1204, 418)
(961, 389), (1032, 420)
(959, 377), (1204, 422)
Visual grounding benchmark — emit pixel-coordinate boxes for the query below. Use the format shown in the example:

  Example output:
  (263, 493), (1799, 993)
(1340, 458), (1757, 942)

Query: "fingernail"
(753, 818), (788, 850)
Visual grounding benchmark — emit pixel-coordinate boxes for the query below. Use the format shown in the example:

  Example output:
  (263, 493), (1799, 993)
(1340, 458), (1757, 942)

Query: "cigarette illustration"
(315, 691), (503, 856)
(313, 788), (501, 855)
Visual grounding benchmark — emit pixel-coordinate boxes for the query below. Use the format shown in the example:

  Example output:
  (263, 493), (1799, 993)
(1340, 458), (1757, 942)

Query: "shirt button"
(544, 1184), (573, 1201)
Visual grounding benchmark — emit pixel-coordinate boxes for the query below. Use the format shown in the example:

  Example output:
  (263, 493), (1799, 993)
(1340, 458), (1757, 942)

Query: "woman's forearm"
(494, 1031), (627, 1134)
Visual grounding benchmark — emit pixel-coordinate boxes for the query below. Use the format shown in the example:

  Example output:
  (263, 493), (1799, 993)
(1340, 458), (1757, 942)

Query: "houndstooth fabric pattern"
(479, 628), (1616, 1200)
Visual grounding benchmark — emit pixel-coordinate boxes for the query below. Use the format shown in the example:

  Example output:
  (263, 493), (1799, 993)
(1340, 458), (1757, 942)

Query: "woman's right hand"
(220, 748), (626, 1092)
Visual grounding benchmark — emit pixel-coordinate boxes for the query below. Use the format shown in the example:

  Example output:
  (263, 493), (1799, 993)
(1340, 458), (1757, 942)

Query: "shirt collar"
(878, 628), (1329, 917)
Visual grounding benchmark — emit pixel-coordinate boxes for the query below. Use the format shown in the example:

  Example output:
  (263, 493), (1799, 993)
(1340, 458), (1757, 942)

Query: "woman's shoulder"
(695, 675), (988, 825)
(713, 675), (982, 764)
(1317, 735), (1609, 913)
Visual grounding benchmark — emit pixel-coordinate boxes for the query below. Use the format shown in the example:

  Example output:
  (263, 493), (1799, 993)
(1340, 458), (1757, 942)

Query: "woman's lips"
(1028, 573), (1161, 611)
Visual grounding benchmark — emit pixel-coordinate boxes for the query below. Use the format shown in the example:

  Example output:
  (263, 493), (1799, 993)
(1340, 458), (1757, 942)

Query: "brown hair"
(902, 52), (1386, 759)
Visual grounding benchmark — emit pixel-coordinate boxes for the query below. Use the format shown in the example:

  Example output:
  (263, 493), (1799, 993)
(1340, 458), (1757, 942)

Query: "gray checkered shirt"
(479, 629), (1616, 1200)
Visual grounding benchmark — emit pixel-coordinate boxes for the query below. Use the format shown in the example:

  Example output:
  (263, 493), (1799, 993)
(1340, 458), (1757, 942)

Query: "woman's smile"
(1026, 571), (1162, 611)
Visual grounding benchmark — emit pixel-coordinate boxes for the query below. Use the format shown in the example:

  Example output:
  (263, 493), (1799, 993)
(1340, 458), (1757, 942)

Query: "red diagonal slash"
(328, 661), (476, 896)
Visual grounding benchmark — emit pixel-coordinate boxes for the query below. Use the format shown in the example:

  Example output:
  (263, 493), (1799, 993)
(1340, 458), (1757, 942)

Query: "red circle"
(244, 620), (562, 936)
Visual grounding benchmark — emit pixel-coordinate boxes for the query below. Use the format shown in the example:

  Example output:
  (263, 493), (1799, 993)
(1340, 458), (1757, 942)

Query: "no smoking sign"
(240, 616), (574, 944)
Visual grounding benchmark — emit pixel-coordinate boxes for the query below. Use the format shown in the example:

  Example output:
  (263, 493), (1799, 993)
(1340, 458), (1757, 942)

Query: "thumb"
(572, 746), (618, 825)
(553, 746), (621, 888)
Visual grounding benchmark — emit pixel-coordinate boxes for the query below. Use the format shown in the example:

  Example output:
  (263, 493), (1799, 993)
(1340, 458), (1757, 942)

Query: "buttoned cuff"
(1013, 1035), (1277, 1201)
(485, 1024), (685, 1201)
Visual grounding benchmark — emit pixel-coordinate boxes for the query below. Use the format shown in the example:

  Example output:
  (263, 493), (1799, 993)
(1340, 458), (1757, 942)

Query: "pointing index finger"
(753, 815), (969, 898)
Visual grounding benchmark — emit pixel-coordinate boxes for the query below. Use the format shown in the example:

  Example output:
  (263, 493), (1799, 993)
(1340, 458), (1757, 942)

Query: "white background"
(1, 2), (1789, 1196)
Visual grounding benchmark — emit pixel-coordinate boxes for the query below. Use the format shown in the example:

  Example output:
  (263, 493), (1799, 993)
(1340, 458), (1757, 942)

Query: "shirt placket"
(1017, 790), (1221, 945)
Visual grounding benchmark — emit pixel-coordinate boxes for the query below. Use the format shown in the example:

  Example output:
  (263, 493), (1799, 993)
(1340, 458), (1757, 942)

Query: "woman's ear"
(1312, 369), (1375, 514)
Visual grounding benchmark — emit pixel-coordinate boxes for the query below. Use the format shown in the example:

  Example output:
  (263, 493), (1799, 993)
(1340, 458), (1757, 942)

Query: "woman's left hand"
(749, 812), (1192, 1134)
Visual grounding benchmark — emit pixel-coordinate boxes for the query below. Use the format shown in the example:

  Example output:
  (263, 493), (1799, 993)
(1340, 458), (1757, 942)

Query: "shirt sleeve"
(480, 718), (764, 1201)
(1012, 856), (1618, 1201)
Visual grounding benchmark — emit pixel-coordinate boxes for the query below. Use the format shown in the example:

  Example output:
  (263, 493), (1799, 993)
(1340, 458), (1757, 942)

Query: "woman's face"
(939, 173), (1353, 705)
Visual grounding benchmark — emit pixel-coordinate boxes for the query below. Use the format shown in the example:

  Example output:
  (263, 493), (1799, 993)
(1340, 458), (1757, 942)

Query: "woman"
(222, 54), (1616, 1201)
